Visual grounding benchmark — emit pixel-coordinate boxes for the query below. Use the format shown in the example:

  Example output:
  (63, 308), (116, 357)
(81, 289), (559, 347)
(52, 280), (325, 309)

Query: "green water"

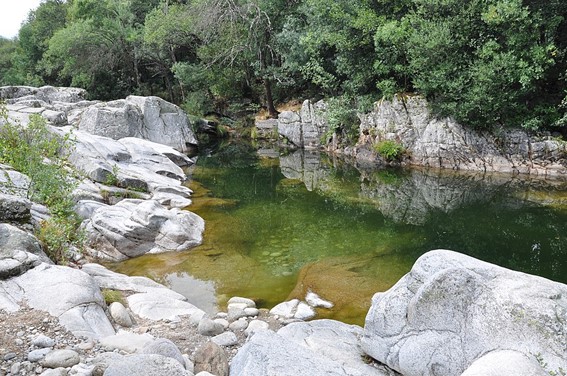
(110, 142), (567, 325)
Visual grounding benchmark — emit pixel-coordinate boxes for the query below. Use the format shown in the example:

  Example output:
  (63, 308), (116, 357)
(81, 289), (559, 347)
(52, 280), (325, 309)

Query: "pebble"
(10, 362), (21, 375)
(214, 318), (230, 330)
(197, 318), (225, 337)
(244, 320), (269, 336)
(211, 332), (238, 347)
(33, 334), (56, 348)
(227, 297), (256, 308)
(28, 348), (52, 362)
(228, 319), (249, 332)
(4, 352), (17, 361)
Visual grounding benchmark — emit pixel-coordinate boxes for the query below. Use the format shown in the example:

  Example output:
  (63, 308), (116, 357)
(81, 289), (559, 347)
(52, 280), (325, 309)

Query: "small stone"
(29, 348), (52, 363)
(244, 320), (270, 336)
(243, 307), (259, 317)
(215, 312), (228, 319)
(4, 352), (17, 361)
(294, 302), (316, 320)
(197, 318), (225, 337)
(305, 291), (334, 309)
(15, 338), (24, 346)
(195, 372), (216, 376)
(227, 303), (248, 321)
(109, 302), (133, 328)
(211, 332), (238, 347)
(39, 367), (68, 376)
(41, 349), (80, 368)
(213, 318), (229, 330)
(141, 338), (185, 368)
(11, 362), (21, 375)
(193, 342), (229, 376)
(228, 319), (248, 332)
(227, 297), (256, 308)
(33, 334), (56, 348)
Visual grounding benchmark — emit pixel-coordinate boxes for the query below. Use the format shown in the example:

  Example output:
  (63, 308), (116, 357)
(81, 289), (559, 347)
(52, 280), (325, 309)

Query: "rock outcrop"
(271, 96), (567, 178)
(78, 96), (197, 153)
(362, 249), (567, 376)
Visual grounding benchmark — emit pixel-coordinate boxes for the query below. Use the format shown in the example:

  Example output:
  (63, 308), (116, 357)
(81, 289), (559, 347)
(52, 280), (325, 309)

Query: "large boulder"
(0, 263), (115, 339)
(78, 95), (197, 152)
(230, 320), (394, 376)
(362, 249), (567, 376)
(83, 199), (204, 261)
(0, 223), (51, 279)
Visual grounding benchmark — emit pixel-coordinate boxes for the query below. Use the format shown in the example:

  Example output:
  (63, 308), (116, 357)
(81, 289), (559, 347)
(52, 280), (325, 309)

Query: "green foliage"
(324, 97), (360, 145)
(0, 105), (82, 263)
(374, 140), (405, 162)
(101, 289), (125, 305)
(104, 165), (120, 187)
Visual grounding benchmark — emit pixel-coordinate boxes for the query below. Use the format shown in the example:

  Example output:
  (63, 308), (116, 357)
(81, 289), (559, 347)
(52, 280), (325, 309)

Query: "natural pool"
(109, 142), (567, 325)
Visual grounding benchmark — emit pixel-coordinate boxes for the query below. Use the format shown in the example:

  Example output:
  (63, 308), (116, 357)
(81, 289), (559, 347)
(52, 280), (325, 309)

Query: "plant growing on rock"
(374, 140), (405, 162)
(0, 105), (83, 263)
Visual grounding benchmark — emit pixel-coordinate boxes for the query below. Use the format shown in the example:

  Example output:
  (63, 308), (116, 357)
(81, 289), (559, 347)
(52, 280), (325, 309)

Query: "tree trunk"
(264, 78), (277, 118)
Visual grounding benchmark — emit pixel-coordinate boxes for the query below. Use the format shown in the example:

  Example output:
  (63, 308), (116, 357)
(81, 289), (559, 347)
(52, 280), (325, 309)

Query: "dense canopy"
(1, 0), (566, 130)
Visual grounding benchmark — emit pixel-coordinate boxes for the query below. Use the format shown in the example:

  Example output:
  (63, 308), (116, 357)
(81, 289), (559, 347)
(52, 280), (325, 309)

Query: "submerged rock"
(362, 249), (567, 376)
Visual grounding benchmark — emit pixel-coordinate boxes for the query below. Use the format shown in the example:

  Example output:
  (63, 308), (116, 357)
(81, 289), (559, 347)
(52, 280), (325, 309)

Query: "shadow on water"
(109, 142), (567, 325)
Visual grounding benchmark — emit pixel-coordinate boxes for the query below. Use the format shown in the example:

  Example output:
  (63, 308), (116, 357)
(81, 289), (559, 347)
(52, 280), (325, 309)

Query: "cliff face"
(271, 96), (567, 179)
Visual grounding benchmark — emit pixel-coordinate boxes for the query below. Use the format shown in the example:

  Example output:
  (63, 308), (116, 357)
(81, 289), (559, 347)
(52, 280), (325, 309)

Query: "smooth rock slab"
(362, 249), (567, 376)
(1, 263), (115, 339)
(84, 199), (204, 261)
(230, 325), (391, 376)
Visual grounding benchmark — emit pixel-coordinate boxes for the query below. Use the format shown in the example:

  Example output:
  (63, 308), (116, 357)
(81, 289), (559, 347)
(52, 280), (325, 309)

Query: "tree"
(15, 0), (68, 85)
(43, 0), (143, 99)
(187, 0), (293, 117)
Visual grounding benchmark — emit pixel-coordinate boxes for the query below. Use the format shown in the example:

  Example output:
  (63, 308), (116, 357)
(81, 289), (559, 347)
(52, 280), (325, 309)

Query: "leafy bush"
(374, 140), (405, 162)
(0, 105), (82, 263)
(324, 97), (361, 145)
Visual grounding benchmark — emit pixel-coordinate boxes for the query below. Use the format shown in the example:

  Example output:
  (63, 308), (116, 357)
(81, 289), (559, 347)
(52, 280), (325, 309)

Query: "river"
(108, 142), (567, 325)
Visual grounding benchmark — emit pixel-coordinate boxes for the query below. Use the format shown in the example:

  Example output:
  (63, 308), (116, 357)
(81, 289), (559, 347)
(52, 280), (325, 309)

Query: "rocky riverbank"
(1, 86), (566, 375)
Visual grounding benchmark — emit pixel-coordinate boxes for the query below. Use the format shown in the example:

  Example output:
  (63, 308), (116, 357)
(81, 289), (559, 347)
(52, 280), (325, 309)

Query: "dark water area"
(110, 142), (567, 325)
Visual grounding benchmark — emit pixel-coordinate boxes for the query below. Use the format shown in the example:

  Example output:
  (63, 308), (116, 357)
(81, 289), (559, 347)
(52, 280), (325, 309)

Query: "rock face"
(362, 249), (567, 376)
(78, 95), (197, 152)
(275, 100), (329, 149)
(275, 96), (567, 178)
(356, 96), (567, 177)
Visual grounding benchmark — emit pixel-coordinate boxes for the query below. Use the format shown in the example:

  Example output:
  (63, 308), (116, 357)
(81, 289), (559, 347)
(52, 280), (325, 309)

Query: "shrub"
(324, 97), (361, 145)
(374, 140), (405, 162)
(101, 289), (125, 305)
(0, 105), (83, 263)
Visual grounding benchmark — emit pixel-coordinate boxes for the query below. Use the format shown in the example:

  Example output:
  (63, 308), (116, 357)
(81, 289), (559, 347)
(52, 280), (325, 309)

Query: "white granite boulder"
(83, 198), (204, 261)
(362, 249), (567, 376)
(78, 95), (197, 152)
(0, 263), (115, 339)
(231, 320), (393, 376)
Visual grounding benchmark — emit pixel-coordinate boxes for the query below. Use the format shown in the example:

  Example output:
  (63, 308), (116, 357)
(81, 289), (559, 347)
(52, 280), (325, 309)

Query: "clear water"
(109, 142), (567, 325)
